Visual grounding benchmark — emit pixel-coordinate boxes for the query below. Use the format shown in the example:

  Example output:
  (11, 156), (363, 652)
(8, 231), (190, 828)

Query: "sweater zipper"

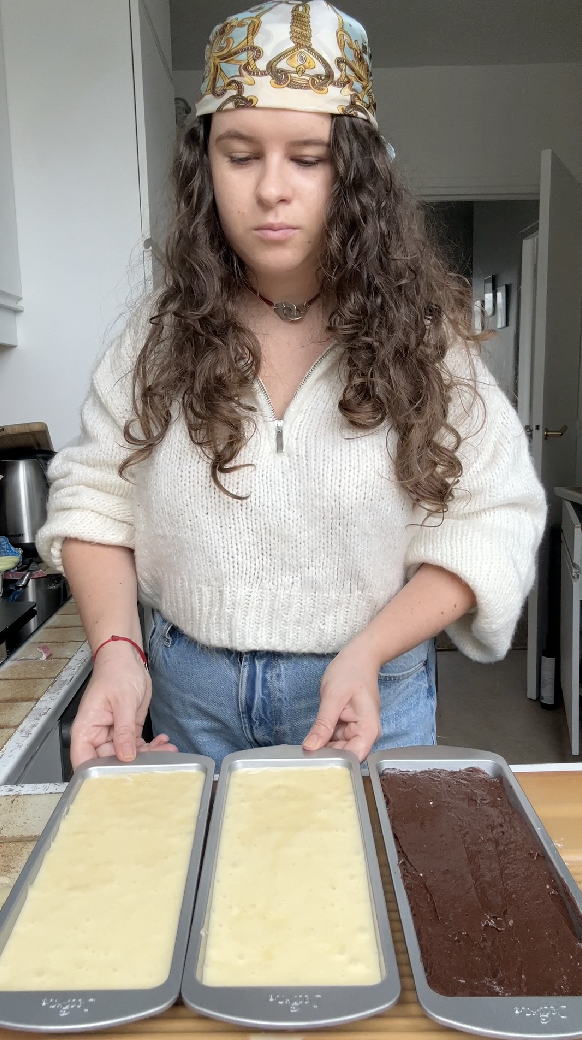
(256, 344), (337, 454)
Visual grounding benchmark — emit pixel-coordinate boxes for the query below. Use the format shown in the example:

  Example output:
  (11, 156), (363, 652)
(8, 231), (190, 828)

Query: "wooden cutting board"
(0, 423), (53, 454)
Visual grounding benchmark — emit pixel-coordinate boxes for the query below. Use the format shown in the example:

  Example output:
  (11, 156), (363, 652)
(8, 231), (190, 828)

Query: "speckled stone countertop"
(0, 783), (66, 907)
(0, 601), (91, 783)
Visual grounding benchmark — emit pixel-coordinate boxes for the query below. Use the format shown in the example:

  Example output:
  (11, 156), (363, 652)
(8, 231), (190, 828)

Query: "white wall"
(0, 7), (21, 347)
(174, 63), (582, 198)
(2, 44), (579, 447)
(377, 64), (582, 198)
(0, 0), (144, 449)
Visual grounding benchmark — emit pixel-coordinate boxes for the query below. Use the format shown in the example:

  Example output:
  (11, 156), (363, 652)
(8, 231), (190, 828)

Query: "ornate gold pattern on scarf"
(197, 1), (377, 126)
(266, 4), (334, 93)
(335, 14), (375, 119)
(202, 14), (262, 111)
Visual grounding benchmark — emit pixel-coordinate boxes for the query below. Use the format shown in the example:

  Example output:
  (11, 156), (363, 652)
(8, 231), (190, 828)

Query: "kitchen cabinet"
(0, 8), (22, 348)
(0, 0), (176, 444)
(131, 0), (176, 290)
(15, 724), (62, 784)
(0, 601), (37, 664)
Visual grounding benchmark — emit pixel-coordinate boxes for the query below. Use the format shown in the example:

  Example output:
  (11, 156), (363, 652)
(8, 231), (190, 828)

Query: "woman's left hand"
(303, 640), (381, 761)
(91, 731), (178, 760)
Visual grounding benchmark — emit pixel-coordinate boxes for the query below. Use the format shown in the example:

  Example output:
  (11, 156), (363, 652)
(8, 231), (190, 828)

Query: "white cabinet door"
(560, 499), (581, 755)
(16, 725), (63, 784)
(130, 0), (176, 291)
(140, 0), (172, 72)
(0, 9), (22, 347)
(526, 150), (582, 700)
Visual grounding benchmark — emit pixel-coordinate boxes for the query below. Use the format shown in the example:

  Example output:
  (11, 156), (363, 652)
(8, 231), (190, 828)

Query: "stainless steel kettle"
(0, 456), (51, 555)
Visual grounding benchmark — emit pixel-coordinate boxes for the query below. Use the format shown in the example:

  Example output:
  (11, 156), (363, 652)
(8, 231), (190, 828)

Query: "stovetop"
(0, 555), (69, 659)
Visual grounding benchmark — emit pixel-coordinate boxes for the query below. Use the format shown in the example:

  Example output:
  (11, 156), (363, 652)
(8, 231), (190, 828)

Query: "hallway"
(436, 649), (578, 763)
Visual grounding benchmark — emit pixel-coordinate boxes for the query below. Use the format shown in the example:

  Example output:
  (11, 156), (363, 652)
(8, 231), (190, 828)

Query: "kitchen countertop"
(0, 782), (65, 909)
(0, 767), (578, 1040)
(0, 600), (91, 783)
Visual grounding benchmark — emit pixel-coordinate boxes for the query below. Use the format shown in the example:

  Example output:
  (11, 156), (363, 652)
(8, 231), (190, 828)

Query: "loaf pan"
(0, 752), (213, 1032)
(182, 744), (400, 1029)
(369, 745), (582, 1040)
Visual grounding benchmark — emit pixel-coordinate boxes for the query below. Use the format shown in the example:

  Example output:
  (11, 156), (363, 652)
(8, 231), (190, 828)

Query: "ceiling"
(169, 0), (582, 71)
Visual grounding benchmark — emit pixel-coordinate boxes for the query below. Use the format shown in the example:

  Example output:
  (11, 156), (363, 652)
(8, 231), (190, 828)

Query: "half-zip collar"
(255, 343), (340, 454)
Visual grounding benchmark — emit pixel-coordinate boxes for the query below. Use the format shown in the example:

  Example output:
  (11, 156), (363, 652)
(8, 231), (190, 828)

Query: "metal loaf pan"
(181, 744), (400, 1029)
(0, 752), (214, 1032)
(368, 745), (582, 1040)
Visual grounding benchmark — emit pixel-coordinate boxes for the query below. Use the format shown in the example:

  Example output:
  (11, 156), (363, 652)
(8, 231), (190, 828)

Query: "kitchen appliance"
(0, 600), (37, 665)
(4, 571), (69, 650)
(0, 455), (52, 555)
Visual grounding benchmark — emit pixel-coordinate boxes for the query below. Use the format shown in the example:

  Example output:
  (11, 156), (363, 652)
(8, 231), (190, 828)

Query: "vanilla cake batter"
(202, 766), (382, 986)
(0, 769), (204, 991)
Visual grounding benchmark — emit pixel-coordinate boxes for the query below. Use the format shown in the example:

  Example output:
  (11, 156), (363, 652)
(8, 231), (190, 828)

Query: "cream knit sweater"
(37, 312), (546, 663)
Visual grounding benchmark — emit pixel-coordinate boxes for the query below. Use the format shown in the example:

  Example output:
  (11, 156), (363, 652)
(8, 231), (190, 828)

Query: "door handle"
(544, 425), (568, 439)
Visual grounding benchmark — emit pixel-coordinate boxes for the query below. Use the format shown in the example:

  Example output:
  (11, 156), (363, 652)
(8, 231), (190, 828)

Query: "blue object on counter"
(0, 537), (22, 562)
(0, 537), (22, 582)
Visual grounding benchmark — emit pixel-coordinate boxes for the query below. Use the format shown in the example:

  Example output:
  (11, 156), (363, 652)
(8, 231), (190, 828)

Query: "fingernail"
(303, 736), (319, 750)
(121, 744), (133, 760)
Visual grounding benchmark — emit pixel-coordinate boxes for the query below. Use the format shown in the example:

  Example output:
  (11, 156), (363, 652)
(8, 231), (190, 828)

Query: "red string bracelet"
(92, 635), (148, 669)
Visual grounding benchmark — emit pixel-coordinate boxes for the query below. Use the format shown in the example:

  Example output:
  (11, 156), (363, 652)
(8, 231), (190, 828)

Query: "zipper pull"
(274, 419), (284, 454)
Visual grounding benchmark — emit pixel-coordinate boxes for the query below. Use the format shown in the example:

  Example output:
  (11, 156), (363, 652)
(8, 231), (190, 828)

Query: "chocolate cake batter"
(380, 767), (582, 997)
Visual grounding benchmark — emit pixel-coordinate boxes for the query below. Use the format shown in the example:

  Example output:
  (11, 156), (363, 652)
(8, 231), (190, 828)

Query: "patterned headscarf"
(195, 1), (377, 129)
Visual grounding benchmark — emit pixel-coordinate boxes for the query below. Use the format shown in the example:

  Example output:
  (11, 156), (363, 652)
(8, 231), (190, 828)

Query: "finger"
(71, 739), (99, 771)
(100, 735), (179, 757)
(146, 741), (179, 754)
(335, 719), (362, 742)
(342, 731), (378, 762)
(95, 740), (116, 758)
(301, 711), (338, 752)
(303, 701), (342, 750)
(133, 734), (179, 754)
(112, 698), (139, 763)
(336, 705), (359, 724)
(71, 722), (111, 771)
(149, 734), (177, 751)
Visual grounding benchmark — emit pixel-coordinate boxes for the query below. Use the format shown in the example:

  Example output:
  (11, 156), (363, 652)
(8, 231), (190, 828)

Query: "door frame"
(418, 184), (539, 203)
(420, 185), (543, 696)
(423, 170), (582, 711)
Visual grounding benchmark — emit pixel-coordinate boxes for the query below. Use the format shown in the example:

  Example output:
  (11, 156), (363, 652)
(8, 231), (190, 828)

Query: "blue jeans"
(148, 610), (437, 769)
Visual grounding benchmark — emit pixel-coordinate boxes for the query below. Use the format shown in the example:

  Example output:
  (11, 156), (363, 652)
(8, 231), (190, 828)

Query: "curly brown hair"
(121, 113), (488, 515)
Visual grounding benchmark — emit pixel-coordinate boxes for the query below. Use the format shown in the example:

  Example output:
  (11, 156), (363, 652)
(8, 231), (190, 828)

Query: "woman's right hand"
(70, 642), (177, 770)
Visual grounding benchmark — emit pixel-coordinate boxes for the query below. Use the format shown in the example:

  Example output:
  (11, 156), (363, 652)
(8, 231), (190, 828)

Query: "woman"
(37, 0), (546, 770)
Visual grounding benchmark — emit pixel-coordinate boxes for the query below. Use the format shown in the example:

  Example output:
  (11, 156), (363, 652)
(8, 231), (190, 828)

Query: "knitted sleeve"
(36, 309), (146, 573)
(403, 345), (547, 663)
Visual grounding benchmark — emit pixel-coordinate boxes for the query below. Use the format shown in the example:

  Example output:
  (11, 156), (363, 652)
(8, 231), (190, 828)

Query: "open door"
(525, 151), (582, 734)
(129, 0), (176, 292)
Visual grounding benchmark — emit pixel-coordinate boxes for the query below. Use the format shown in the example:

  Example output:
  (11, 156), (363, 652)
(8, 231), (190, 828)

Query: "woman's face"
(208, 108), (333, 284)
